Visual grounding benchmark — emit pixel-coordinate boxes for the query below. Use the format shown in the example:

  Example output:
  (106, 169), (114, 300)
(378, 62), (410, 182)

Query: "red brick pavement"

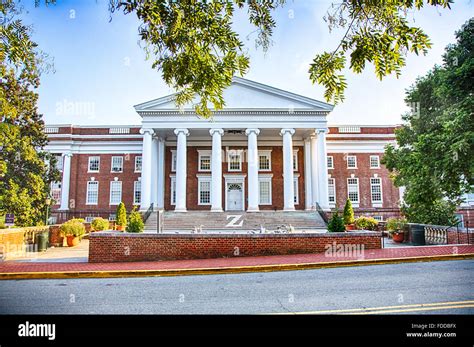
(0, 245), (473, 274)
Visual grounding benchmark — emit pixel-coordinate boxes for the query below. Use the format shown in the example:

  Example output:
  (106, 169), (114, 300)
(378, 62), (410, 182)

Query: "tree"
(109, 0), (452, 118)
(116, 202), (127, 228)
(343, 198), (355, 225)
(126, 207), (144, 233)
(0, 0), (59, 226)
(328, 210), (345, 232)
(382, 19), (473, 225)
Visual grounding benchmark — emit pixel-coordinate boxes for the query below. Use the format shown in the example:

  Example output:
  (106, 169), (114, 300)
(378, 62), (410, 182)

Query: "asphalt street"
(0, 260), (473, 314)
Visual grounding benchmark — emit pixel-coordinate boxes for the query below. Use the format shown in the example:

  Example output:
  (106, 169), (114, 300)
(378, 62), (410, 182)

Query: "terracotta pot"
(66, 235), (80, 247)
(116, 225), (125, 231)
(345, 224), (355, 231)
(392, 232), (405, 243)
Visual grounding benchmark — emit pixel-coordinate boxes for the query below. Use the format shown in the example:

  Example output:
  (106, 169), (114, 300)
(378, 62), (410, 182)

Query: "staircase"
(145, 210), (327, 232)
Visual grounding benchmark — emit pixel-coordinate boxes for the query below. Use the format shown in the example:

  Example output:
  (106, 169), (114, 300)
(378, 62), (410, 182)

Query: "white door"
(227, 183), (243, 211)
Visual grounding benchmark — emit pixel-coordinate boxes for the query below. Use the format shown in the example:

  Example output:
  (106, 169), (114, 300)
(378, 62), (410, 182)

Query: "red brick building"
(45, 78), (473, 226)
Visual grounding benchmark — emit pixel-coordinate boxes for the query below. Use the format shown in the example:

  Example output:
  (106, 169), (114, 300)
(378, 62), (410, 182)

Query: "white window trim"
(293, 149), (299, 171)
(197, 150), (212, 172)
(347, 155), (357, 169)
(327, 156), (334, 169)
(86, 181), (99, 205)
(328, 177), (336, 206)
(370, 177), (383, 206)
(109, 181), (122, 205)
(370, 155), (380, 169)
(228, 150), (243, 172)
(258, 174), (273, 205)
(170, 175), (176, 205)
(88, 156), (100, 173)
(134, 156), (142, 173)
(197, 176), (212, 205)
(171, 150), (177, 172)
(111, 156), (124, 173)
(133, 180), (141, 205)
(347, 177), (360, 206)
(258, 150), (272, 172)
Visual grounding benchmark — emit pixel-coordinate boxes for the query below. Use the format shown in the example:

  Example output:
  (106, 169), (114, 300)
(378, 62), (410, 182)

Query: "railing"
(142, 203), (154, 223)
(425, 225), (448, 245)
(157, 210), (164, 233)
(315, 203), (329, 224)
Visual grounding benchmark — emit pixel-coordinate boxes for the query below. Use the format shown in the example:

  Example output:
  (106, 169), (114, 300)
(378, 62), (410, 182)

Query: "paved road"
(0, 260), (473, 314)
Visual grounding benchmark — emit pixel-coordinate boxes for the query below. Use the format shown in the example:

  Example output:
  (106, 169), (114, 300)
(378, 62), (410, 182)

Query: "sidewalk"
(0, 244), (473, 280)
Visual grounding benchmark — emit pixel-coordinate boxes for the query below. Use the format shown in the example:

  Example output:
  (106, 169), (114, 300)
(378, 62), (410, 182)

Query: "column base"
(283, 207), (296, 212)
(246, 207), (259, 212)
(174, 208), (187, 212)
(210, 208), (223, 212)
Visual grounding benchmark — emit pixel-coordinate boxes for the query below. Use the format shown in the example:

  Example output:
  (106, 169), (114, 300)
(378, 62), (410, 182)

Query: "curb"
(1, 253), (473, 280)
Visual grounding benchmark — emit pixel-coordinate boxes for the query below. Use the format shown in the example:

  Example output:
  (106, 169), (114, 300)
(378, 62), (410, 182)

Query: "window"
(293, 150), (298, 171)
(133, 181), (141, 205)
(88, 156), (100, 172)
(198, 178), (211, 205)
(86, 181), (99, 205)
(51, 182), (61, 203)
(259, 179), (272, 205)
(171, 151), (177, 172)
(109, 181), (122, 205)
(55, 155), (63, 172)
(328, 178), (336, 205)
(347, 178), (359, 204)
(370, 177), (383, 204)
(228, 152), (242, 171)
(373, 216), (383, 222)
(347, 155), (357, 169)
(293, 177), (299, 204)
(85, 216), (94, 223)
(170, 177), (176, 205)
(111, 156), (123, 173)
(327, 156), (334, 169)
(134, 156), (142, 172)
(258, 151), (271, 171)
(370, 155), (380, 169)
(198, 151), (211, 172)
(108, 214), (116, 221)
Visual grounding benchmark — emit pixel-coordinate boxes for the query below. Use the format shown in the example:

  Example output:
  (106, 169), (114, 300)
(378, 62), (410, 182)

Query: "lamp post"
(45, 198), (51, 225)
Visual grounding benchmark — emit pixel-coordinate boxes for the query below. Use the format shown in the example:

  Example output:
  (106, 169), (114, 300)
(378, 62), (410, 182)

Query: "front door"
(227, 183), (243, 211)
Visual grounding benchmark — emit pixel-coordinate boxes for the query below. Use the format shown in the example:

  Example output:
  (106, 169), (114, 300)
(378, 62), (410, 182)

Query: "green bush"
(116, 202), (127, 227)
(91, 217), (109, 231)
(328, 211), (345, 232)
(126, 208), (144, 233)
(354, 216), (378, 231)
(60, 219), (86, 237)
(343, 199), (355, 225)
(386, 217), (407, 231)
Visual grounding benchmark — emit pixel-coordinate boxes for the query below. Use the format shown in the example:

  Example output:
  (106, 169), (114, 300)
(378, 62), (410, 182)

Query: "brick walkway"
(0, 245), (473, 275)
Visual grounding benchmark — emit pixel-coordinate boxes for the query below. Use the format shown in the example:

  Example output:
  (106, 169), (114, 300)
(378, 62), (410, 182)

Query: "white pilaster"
(59, 152), (72, 210)
(151, 136), (159, 208)
(280, 129), (295, 211)
(157, 138), (165, 210)
(316, 129), (330, 210)
(304, 138), (313, 210)
(310, 135), (319, 208)
(174, 128), (189, 212)
(245, 128), (260, 212)
(210, 128), (224, 212)
(140, 128), (154, 211)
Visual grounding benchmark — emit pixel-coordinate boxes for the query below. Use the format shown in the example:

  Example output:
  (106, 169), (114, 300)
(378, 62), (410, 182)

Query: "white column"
(245, 128), (260, 212)
(174, 128), (189, 212)
(210, 128), (224, 212)
(157, 138), (165, 210)
(304, 138), (313, 210)
(310, 135), (319, 208)
(140, 128), (154, 211)
(280, 129), (295, 211)
(151, 136), (159, 208)
(59, 152), (72, 210)
(316, 129), (330, 210)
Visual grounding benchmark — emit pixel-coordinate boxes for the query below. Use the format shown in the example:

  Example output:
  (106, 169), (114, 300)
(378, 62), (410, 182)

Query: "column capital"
(174, 128), (189, 136)
(209, 128), (224, 136)
(245, 128), (260, 136)
(140, 128), (155, 136)
(316, 128), (329, 135)
(63, 152), (73, 158)
(280, 128), (295, 137)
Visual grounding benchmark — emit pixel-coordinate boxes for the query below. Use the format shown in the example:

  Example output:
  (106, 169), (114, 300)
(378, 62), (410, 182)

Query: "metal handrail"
(142, 203), (154, 223)
(444, 220), (463, 245)
(315, 202), (329, 224)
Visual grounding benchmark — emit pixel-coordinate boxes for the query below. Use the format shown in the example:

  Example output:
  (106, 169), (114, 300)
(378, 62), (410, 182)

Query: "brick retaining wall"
(89, 231), (382, 263)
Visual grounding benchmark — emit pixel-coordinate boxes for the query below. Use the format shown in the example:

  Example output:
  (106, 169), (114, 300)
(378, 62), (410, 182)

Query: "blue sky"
(20, 0), (474, 125)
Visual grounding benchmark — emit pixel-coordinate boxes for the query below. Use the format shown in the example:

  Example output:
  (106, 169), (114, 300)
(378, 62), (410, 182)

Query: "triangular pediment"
(134, 77), (333, 112)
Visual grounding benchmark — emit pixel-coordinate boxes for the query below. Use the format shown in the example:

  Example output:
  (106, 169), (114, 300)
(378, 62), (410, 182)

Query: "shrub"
(126, 208), (144, 233)
(386, 217), (407, 232)
(116, 202), (127, 227)
(60, 219), (86, 237)
(343, 199), (355, 225)
(91, 217), (109, 231)
(328, 211), (345, 232)
(354, 216), (378, 231)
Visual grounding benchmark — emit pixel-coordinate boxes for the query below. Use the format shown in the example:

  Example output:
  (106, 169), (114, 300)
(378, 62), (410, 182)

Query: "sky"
(19, 0), (474, 126)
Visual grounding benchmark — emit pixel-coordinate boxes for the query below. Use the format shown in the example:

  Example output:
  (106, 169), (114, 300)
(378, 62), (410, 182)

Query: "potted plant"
(116, 202), (127, 231)
(386, 217), (407, 243)
(327, 210), (345, 232)
(343, 199), (355, 230)
(126, 207), (144, 233)
(91, 217), (109, 232)
(60, 219), (86, 247)
(354, 216), (379, 231)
